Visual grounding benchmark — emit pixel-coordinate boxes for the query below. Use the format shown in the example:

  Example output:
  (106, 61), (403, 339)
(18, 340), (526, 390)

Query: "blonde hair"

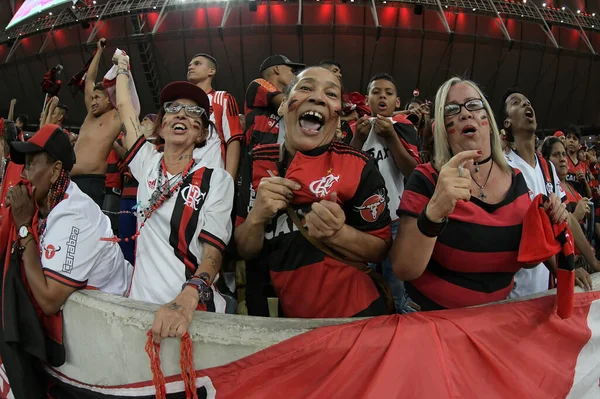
(432, 77), (510, 174)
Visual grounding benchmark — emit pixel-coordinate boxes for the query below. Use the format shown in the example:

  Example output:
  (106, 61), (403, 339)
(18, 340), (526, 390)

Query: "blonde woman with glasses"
(390, 77), (567, 311)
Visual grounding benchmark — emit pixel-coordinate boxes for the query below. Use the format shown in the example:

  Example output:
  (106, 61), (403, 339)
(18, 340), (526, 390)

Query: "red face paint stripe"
(481, 121), (489, 126)
(447, 129), (456, 134)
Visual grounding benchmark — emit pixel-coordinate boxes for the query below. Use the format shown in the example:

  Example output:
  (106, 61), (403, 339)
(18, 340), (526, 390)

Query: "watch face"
(19, 225), (29, 238)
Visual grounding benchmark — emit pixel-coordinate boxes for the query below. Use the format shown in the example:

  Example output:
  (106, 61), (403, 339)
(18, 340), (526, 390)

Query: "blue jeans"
(371, 220), (416, 314)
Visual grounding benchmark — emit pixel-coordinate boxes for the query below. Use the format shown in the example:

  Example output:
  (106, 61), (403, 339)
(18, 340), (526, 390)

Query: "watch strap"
(182, 277), (213, 304)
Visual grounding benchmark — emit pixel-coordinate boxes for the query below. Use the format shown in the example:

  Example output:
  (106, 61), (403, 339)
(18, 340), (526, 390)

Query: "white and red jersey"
(353, 115), (420, 221)
(41, 181), (132, 294)
(505, 149), (566, 298)
(124, 137), (234, 310)
(207, 89), (244, 162)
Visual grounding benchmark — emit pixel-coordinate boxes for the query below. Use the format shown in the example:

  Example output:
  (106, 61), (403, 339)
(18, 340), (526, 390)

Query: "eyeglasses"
(443, 98), (485, 117)
(163, 101), (206, 119)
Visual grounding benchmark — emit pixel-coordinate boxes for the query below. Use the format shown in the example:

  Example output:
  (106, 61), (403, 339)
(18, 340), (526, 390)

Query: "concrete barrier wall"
(56, 273), (600, 386)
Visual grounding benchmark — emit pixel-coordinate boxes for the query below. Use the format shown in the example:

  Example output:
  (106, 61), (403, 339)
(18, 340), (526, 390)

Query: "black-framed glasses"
(443, 98), (485, 117)
(163, 101), (206, 119)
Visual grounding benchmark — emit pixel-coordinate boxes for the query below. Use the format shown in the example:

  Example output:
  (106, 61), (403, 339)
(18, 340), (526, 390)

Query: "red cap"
(159, 81), (210, 115)
(554, 131), (565, 138)
(10, 124), (75, 172)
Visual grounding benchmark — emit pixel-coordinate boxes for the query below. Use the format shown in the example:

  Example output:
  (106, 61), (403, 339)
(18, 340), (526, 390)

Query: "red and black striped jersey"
(236, 142), (392, 318)
(244, 79), (281, 148)
(207, 90), (244, 162)
(398, 163), (531, 311)
(566, 155), (591, 197)
(105, 149), (122, 194)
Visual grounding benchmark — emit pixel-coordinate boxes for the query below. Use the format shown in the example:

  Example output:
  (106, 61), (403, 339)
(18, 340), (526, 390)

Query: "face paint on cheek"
(287, 98), (299, 112)
(161, 121), (167, 129)
(480, 114), (489, 126)
(445, 121), (456, 134)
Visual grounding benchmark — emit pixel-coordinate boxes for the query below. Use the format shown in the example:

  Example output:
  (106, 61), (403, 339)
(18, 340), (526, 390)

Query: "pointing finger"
(446, 150), (483, 169)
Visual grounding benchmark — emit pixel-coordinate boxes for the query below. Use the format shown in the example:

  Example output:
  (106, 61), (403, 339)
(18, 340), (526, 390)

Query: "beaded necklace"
(101, 157), (195, 243)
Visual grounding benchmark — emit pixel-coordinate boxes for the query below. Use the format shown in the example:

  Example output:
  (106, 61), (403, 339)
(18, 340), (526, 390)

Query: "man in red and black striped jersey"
(392, 78), (568, 311)
(187, 53), (244, 179)
(564, 125), (592, 198)
(350, 73), (419, 313)
(235, 67), (392, 318)
(244, 55), (305, 148)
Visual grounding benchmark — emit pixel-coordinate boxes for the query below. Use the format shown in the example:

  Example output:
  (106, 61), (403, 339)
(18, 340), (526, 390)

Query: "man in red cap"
(244, 54), (305, 148)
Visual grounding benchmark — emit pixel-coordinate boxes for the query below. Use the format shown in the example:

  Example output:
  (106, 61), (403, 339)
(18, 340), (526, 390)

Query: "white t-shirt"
(126, 139), (233, 311)
(362, 118), (416, 221)
(41, 182), (132, 295)
(192, 127), (224, 170)
(505, 149), (566, 298)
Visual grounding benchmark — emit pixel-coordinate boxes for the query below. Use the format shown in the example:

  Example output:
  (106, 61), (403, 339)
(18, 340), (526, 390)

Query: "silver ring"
(458, 163), (464, 177)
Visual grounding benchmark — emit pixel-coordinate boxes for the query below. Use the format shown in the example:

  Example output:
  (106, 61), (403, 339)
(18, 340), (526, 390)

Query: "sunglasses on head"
(163, 101), (206, 119)
(443, 98), (485, 117)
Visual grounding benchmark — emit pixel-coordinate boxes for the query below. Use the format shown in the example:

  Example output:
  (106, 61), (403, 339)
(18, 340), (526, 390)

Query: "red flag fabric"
(518, 193), (576, 318)
(43, 292), (600, 398)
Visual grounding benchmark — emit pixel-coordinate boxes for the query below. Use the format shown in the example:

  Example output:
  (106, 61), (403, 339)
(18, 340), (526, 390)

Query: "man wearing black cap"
(187, 53), (244, 179)
(244, 54), (305, 148)
(4, 124), (131, 316)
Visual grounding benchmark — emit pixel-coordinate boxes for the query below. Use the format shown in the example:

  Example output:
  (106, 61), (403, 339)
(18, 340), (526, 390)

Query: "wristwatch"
(18, 225), (33, 239)
(182, 277), (213, 305)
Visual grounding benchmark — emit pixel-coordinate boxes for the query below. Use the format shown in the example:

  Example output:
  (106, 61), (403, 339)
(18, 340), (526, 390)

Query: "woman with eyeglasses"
(115, 54), (234, 342)
(390, 77), (566, 311)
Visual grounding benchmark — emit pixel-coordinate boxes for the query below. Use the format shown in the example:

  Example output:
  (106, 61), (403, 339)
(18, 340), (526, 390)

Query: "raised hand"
(426, 150), (482, 222)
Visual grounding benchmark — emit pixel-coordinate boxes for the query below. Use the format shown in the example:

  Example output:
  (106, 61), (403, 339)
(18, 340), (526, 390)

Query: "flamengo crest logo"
(309, 169), (340, 198)
(181, 184), (206, 210)
(355, 192), (386, 222)
(148, 178), (157, 190)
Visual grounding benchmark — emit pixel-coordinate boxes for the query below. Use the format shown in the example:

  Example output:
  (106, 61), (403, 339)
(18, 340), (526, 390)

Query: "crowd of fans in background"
(1, 37), (598, 344)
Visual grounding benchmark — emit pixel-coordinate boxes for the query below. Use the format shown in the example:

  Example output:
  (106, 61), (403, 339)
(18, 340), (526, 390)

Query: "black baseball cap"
(259, 55), (305, 74)
(159, 81), (210, 115)
(10, 124), (76, 172)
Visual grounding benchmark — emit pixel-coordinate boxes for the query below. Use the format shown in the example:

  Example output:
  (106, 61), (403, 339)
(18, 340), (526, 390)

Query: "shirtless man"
(71, 38), (121, 208)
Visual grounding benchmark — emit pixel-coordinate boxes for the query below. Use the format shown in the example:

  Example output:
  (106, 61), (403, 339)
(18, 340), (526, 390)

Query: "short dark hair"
(405, 98), (423, 110)
(498, 88), (525, 141)
(192, 53), (218, 72)
(367, 73), (398, 94)
(319, 59), (341, 70)
(541, 136), (565, 159)
(57, 103), (69, 123)
(564, 124), (581, 140)
(93, 82), (106, 92)
(16, 114), (28, 129)
(283, 66), (343, 102)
